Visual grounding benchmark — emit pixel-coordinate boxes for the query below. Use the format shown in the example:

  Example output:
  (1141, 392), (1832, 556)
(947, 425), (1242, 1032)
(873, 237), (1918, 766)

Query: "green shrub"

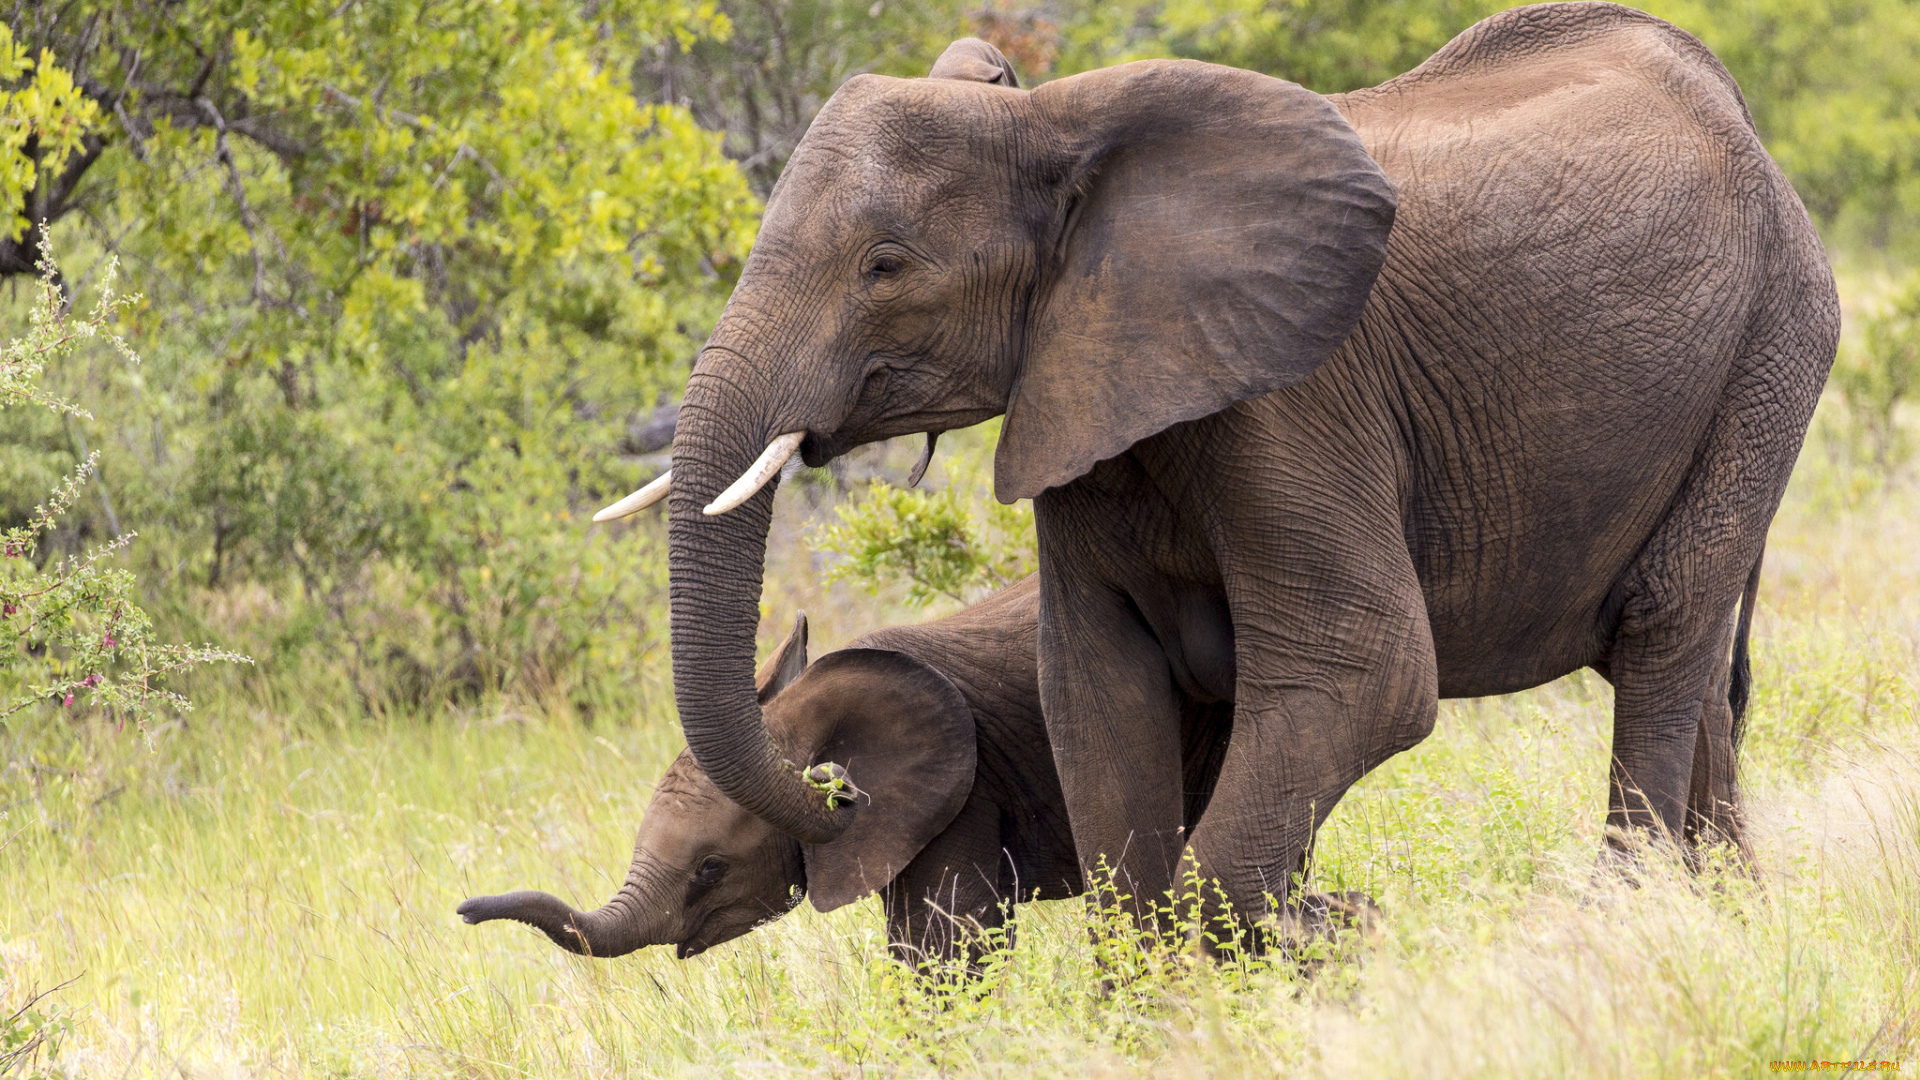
(812, 426), (1036, 606)
(1, 236), (246, 732)
(1833, 271), (1920, 470)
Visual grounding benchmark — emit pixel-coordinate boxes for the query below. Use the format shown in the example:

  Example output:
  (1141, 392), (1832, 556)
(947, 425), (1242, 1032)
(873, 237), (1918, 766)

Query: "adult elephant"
(614, 4), (1837, 932)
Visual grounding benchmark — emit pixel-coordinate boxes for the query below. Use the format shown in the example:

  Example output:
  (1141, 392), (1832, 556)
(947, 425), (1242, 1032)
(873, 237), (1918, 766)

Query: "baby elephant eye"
(866, 254), (903, 278)
(695, 855), (728, 883)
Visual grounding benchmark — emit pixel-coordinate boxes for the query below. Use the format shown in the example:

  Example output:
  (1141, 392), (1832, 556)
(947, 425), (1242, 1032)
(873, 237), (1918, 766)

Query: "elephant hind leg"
(1684, 557), (1762, 860)
(1604, 339), (1816, 848)
(1683, 613), (1749, 857)
(1604, 157), (1831, 849)
(1605, 488), (1770, 849)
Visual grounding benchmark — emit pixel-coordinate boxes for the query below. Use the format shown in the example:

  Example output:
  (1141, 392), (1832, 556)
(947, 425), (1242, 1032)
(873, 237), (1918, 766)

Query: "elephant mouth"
(674, 910), (745, 960)
(675, 909), (715, 959)
(798, 361), (959, 467)
(799, 431), (842, 469)
(673, 888), (807, 960)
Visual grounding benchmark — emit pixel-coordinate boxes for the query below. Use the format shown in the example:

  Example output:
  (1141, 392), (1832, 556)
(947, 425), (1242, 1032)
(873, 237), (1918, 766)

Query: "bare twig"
(195, 98), (271, 304)
(114, 97), (148, 163)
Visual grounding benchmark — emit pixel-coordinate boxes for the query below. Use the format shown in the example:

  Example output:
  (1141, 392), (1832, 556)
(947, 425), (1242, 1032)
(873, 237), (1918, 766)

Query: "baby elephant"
(460, 577), (1228, 966)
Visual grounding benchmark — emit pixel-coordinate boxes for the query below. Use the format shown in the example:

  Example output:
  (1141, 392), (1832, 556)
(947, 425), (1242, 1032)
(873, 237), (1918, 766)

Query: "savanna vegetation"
(3, 0), (1918, 1075)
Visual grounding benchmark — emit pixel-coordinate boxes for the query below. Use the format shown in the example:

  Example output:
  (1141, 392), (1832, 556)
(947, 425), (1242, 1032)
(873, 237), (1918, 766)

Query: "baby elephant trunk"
(457, 881), (660, 958)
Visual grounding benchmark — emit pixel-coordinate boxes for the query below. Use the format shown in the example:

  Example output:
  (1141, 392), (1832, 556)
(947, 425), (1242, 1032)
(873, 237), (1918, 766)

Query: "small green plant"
(1, 231), (248, 731)
(0, 977), (73, 1079)
(1833, 271), (1920, 471)
(814, 430), (1037, 605)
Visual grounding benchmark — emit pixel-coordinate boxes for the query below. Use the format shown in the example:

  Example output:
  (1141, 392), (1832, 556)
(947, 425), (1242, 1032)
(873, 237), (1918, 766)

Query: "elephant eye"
(695, 856), (728, 884)
(866, 254), (904, 279)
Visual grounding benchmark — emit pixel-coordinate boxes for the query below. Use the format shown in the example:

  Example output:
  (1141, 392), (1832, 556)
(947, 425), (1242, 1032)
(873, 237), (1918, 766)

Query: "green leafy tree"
(0, 19), (105, 277)
(2, 0), (760, 709)
(0, 22), (101, 252)
(1130, 0), (1502, 88)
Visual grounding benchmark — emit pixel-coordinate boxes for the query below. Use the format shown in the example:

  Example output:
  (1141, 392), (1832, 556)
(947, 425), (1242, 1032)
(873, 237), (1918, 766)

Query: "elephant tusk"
(907, 431), (938, 488)
(592, 470), (672, 522)
(704, 432), (805, 516)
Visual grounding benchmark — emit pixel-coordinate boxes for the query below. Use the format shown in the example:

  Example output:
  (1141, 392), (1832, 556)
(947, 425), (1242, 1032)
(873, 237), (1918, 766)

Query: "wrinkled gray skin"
(460, 579), (1236, 964)
(660, 4), (1839, 936)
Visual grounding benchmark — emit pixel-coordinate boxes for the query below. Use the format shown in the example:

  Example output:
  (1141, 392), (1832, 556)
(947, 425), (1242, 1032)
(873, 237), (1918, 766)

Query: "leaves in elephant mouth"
(805, 762), (867, 809)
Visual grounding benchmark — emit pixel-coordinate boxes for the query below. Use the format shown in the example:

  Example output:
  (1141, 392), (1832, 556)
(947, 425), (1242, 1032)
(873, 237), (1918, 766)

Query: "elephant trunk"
(457, 856), (674, 958)
(667, 357), (852, 845)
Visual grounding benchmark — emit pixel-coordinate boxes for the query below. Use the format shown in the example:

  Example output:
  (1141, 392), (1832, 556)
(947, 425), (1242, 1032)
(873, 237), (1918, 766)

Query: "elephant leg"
(884, 795), (1007, 974)
(1188, 531), (1439, 941)
(1186, 644), (1437, 941)
(1685, 682), (1746, 855)
(1036, 564), (1187, 932)
(1604, 350), (1812, 849)
(1683, 602), (1750, 858)
(1607, 572), (1749, 849)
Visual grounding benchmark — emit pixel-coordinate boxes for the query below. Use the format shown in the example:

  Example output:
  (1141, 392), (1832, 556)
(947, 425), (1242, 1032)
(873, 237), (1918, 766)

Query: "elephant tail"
(1728, 548), (1764, 752)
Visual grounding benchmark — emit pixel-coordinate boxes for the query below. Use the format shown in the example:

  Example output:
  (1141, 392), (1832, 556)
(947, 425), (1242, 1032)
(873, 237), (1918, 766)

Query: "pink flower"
(103, 634), (116, 648)
(1, 603), (13, 616)
(62, 693), (74, 707)
(83, 673), (102, 687)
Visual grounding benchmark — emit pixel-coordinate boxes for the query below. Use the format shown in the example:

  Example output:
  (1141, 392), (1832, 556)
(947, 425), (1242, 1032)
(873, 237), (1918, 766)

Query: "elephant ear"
(755, 612), (809, 705)
(929, 37), (1019, 87)
(996, 60), (1397, 500)
(761, 649), (976, 912)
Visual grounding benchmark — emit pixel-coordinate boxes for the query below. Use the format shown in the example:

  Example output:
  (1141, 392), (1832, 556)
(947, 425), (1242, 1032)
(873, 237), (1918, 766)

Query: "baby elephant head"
(458, 613), (976, 959)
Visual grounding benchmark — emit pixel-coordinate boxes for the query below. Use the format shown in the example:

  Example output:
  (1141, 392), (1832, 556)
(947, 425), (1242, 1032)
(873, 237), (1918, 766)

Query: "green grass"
(4, 412), (1919, 1077)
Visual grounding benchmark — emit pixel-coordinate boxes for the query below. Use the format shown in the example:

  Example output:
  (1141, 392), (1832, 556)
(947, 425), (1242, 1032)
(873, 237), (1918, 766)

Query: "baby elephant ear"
(929, 37), (1020, 87)
(761, 649), (977, 912)
(755, 612), (809, 705)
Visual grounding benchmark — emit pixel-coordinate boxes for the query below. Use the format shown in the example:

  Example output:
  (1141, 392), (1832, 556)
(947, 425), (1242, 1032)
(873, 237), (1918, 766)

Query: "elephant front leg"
(1188, 546), (1439, 944)
(1186, 665), (1439, 942)
(883, 796), (1007, 975)
(1037, 569), (1188, 936)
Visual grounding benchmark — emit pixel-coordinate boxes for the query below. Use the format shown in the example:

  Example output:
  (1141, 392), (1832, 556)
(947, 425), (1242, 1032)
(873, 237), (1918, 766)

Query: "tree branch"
(196, 98), (272, 304)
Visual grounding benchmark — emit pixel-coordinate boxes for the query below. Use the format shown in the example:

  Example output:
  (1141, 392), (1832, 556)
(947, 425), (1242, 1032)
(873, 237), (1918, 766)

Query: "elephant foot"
(1590, 826), (1757, 908)
(1272, 890), (1380, 971)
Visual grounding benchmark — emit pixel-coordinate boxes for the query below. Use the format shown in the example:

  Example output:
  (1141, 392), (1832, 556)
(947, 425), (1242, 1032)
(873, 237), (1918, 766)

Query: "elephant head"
(619, 38), (1395, 843)
(457, 614), (977, 957)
